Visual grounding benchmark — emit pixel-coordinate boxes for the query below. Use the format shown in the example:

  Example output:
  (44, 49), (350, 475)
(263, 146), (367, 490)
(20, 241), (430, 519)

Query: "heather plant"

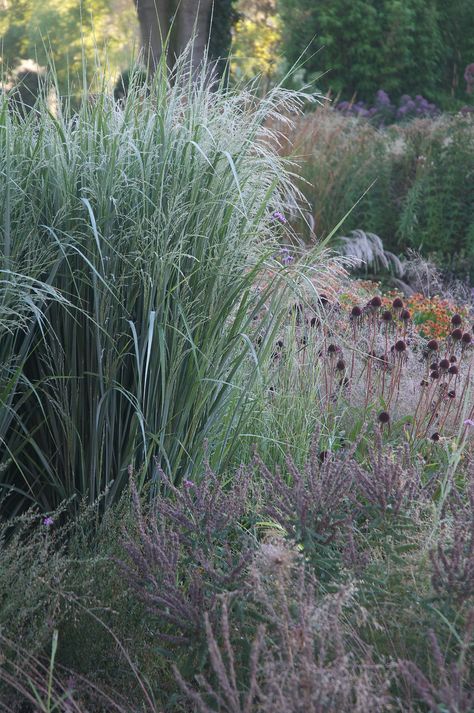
(176, 544), (391, 713)
(254, 437), (355, 582)
(430, 477), (474, 605)
(399, 610), (474, 713)
(116, 470), (254, 666)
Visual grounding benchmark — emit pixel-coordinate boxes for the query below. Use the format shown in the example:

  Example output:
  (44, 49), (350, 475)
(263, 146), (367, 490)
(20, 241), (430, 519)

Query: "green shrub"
(278, 0), (474, 106)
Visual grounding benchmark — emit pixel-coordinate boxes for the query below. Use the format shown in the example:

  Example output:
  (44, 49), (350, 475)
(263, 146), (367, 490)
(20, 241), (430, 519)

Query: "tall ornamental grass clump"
(0, 57), (310, 513)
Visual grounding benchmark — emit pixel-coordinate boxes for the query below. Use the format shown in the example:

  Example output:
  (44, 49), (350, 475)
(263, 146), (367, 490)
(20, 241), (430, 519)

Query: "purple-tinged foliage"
(116, 470), (252, 647)
(177, 550), (391, 713)
(430, 479), (474, 604)
(255, 437), (355, 548)
(174, 597), (264, 713)
(354, 433), (423, 517)
(336, 90), (440, 126)
(399, 610), (474, 713)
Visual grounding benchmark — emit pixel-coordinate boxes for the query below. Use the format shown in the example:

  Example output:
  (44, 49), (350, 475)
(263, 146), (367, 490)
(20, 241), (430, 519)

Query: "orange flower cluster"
(338, 281), (470, 340)
(381, 292), (470, 339)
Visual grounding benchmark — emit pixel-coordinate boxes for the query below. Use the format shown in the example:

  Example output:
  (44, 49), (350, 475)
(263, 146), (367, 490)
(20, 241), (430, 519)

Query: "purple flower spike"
(272, 210), (287, 224)
(43, 516), (54, 527)
(464, 419), (474, 427)
(183, 479), (195, 489)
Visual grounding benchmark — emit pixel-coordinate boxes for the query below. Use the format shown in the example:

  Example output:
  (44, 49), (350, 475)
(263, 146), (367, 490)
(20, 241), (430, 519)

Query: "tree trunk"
(134, 0), (171, 70)
(176, 0), (213, 74)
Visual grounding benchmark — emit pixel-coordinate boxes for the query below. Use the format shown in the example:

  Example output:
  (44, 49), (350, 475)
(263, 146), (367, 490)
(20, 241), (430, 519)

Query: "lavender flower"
(278, 247), (294, 265)
(272, 210), (287, 224)
(43, 516), (54, 527)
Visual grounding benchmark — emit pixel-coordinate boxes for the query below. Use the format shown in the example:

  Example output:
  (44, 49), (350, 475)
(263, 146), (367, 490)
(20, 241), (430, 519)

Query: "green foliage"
(0, 0), (138, 94)
(290, 109), (474, 279)
(278, 0), (474, 105)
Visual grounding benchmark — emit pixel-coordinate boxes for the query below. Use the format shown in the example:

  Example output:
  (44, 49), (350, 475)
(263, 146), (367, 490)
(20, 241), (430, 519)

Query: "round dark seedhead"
(327, 344), (338, 354)
(430, 432), (440, 442)
(450, 355), (457, 363)
(420, 379), (429, 387)
(427, 339), (439, 351)
(381, 310), (393, 322)
(378, 411), (390, 424)
(430, 362), (439, 371)
(439, 358), (450, 370)
(370, 296), (382, 308)
(400, 309), (411, 321)
(451, 313), (462, 327)
(351, 305), (362, 318)
(461, 332), (472, 345)
(336, 359), (346, 371)
(451, 328), (463, 341)
(394, 339), (407, 352)
(309, 316), (318, 327)
(430, 370), (440, 380)
(448, 389), (456, 398)
(392, 297), (404, 310)
(448, 365), (459, 375)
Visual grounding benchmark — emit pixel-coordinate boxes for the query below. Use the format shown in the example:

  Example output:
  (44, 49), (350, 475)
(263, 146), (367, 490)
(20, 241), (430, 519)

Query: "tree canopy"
(277, 0), (474, 104)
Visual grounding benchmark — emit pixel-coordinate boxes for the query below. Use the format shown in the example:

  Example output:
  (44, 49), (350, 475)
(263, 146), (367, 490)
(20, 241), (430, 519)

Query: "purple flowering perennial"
(272, 210), (287, 224)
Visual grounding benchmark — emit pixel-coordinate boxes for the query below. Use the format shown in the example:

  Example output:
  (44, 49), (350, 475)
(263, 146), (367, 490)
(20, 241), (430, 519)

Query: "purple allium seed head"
(400, 309), (411, 321)
(427, 339), (439, 351)
(450, 355), (457, 363)
(448, 389), (456, 398)
(381, 310), (392, 322)
(461, 332), (472, 345)
(351, 305), (362, 318)
(430, 362), (439, 371)
(392, 297), (404, 310)
(370, 295), (382, 308)
(431, 432), (440, 442)
(439, 358), (450, 370)
(327, 344), (338, 354)
(420, 379), (429, 387)
(451, 313), (462, 326)
(448, 365), (459, 375)
(336, 359), (346, 371)
(394, 339), (406, 352)
(451, 328), (463, 340)
(430, 370), (440, 380)
(378, 411), (390, 424)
